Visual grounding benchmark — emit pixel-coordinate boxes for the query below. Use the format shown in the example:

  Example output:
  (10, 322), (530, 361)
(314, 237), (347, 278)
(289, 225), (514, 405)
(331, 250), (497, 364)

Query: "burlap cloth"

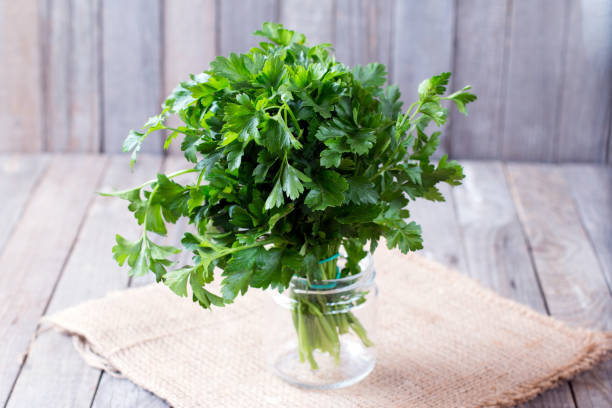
(45, 247), (611, 408)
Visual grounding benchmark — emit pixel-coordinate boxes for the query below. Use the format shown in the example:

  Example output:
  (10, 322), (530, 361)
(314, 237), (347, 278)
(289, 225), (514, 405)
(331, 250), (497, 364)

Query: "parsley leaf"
(305, 170), (349, 211)
(107, 22), (476, 312)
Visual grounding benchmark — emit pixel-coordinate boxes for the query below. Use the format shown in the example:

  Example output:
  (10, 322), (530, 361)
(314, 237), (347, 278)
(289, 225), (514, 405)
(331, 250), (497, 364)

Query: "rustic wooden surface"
(0, 155), (610, 407)
(1, 1), (611, 164)
(101, 0), (163, 154)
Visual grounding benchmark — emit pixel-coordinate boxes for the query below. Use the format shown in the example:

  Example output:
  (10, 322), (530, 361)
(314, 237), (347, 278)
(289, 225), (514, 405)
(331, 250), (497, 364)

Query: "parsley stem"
(141, 184), (160, 240)
(100, 168), (199, 196)
(263, 105), (281, 111)
(369, 101), (425, 181)
(162, 126), (191, 134)
(282, 102), (302, 137)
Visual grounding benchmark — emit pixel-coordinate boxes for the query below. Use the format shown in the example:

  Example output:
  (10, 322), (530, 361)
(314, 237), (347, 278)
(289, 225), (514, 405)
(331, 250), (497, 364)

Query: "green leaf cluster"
(107, 22), (476, 309)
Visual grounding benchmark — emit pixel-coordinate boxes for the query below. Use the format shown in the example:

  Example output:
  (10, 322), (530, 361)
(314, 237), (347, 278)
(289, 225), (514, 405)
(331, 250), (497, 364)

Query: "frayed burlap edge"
(409, 255), (612, 407)
(41, 301), (612, 408)
(41, 255), (612, 408)
(480, 331), (611, 407)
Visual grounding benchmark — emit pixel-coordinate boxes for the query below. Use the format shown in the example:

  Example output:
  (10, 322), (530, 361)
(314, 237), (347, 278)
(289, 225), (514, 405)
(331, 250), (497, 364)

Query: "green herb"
(104, 22), (476, 368)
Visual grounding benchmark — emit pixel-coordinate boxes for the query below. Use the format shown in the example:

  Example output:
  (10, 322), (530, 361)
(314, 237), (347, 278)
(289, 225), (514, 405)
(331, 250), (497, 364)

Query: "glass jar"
(265, 253), (378, 389)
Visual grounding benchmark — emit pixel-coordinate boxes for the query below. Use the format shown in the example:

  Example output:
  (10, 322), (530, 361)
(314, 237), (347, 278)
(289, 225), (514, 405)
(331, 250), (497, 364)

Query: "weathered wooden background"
(1, 0), (611, 163)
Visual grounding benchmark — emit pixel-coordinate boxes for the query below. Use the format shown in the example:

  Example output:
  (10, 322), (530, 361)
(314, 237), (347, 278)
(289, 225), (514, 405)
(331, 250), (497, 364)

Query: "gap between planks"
(2, 158), (610, 407)
(0, 155), (108, 407)
(88, 156), (191, 408)
(412, 161), (576, 407)
(505, 162), (612, 408)
(3, 155), (162, 408)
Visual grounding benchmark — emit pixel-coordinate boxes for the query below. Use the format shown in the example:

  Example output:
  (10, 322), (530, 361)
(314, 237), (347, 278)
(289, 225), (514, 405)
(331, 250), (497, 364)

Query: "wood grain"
(218, 0), (278, 56)
(279, 0), (335, 47)
(334, 0), (393, 72)
(507, 163), (612, 407)
(0, 1), (42, 152)
(408, 183), (468, 274)
(557, 0), (612, 163)
(4, 155), (162, 408)
(501, 1), (569, 161)
(102, 0), (163, 154)
(391, 0), (454, 155)
(563, 165), (612, 293)
(164, 0), (216, 155)
(453, 162), (576, 407)
(41, 0), (101, 152)
(0, 155), (49, 250)
(92, 376), (168, 408)
(91, 155), (186, 407)
(0, 155), (106, 404)
(450, 0), (509, 159)
(410, 164), (575, 406)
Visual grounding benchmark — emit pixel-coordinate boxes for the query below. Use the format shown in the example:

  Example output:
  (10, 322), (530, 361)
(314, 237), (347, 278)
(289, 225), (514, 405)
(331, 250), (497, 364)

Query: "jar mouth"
(288, 252), (375, 295)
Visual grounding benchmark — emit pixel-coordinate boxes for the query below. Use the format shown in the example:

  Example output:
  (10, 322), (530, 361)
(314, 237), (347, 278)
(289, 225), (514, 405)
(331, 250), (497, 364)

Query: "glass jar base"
(271, 337), (376, 390)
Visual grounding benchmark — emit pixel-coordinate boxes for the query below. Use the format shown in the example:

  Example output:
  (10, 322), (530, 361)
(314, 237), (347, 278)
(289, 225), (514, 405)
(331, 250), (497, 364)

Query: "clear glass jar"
(265, 253), (377, 389)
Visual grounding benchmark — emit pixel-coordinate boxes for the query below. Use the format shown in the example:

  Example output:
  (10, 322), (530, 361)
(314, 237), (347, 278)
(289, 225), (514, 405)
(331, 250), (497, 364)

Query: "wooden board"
(0, 1), (42, 152)
(279, 0), (335, 47)
(164, 0), (216, 155)
(563, 165), (612, 292)
(92, 376), (168, 408)
(501, 1), (569, 161)
(4, 155), (162, 408)
(0, 155), (106, 404)
(0, 155), (49, 249)
(218, 0), (278, 56)
(409, 183), (469, 274)
(450, 0), (509, 159)
(90, 156), (187, 407)
(453, 162), (550, 307)
(557, 0), (612, 163)
(391, 0), (454, 155)
(453, 162), (576, 407)
(102, 0), (163, 154)
(334, 0), (393, 72)
(41, 0), (101, 152)
(507, 163), (612, 407)
(409, 164), (575, 406)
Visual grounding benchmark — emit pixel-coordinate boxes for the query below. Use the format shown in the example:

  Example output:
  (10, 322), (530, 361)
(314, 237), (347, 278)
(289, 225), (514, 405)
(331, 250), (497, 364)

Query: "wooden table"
(0, 154), (610, 407)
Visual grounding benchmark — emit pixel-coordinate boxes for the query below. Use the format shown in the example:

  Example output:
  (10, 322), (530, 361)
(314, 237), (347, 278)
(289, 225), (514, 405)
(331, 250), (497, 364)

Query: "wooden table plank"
(5, 155), (163, 408)
(90, 156), (192, 408)
(0, 155), (49, 250)
(412, 165), (575, 407)
(507, 163), (612, 407)
(3, 157), (608, 406)
(563, 165), (612, 292)
(0, 155), (107, 404)
(453, 162), (575, 407)
(409, 183), (469, 274)
(91, 376), (168, 408)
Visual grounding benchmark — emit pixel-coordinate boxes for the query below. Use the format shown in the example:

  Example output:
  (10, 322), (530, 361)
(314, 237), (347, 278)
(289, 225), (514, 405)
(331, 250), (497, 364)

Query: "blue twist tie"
(310, 253), (341, 289)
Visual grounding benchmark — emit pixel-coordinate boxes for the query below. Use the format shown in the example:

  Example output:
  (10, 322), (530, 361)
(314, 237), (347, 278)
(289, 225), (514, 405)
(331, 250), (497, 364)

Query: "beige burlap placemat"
(45, 247), (611, 408)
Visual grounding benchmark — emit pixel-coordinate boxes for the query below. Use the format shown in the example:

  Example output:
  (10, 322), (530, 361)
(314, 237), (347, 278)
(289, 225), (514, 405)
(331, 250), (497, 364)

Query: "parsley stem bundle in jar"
(103, 22), (476, 389)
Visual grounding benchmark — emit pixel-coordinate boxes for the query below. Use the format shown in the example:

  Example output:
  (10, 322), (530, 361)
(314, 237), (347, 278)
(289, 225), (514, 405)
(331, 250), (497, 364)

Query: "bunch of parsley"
(105, 22), (475, 367)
